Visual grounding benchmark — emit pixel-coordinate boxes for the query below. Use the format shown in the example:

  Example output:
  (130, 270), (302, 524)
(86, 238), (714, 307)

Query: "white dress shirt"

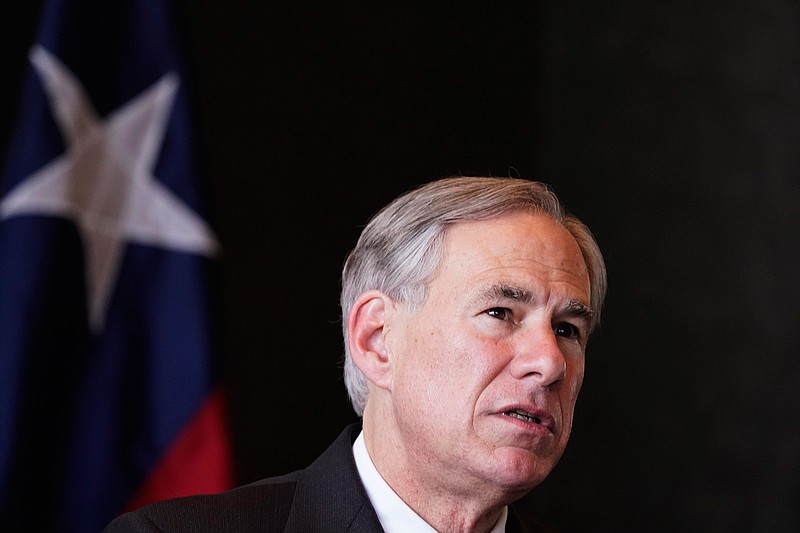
(352, 431), (508, 533)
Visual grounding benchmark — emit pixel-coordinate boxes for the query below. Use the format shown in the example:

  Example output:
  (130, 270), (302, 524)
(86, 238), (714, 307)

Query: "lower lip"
(499, 413), (554, 435)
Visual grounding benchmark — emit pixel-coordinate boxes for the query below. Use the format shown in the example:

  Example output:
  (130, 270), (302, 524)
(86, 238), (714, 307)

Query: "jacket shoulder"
(104, 473), (300, 532)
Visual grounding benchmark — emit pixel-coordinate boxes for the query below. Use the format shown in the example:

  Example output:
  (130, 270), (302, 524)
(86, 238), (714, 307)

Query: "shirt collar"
(352, 430), (508, 533)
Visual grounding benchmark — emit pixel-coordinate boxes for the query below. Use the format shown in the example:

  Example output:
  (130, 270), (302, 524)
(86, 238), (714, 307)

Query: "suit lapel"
(283, 423), (384, 533)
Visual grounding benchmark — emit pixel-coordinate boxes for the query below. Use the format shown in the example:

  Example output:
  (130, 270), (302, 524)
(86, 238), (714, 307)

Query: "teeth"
(505, 410), (542, 424)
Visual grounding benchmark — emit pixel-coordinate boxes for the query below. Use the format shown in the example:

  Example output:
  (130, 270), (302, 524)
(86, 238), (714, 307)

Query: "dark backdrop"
(3, 2), (799, 531)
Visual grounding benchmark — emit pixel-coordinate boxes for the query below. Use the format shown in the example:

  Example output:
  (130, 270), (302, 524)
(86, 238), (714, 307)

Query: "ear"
(347, 290), (394, 390)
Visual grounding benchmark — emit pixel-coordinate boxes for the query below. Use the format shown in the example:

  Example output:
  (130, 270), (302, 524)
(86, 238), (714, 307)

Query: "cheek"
(398, 325), (498, 408)
(459, 337), (521, 416)
(560, 361), (585, 422)
(392, 323), (452, 399)
(568, 362), (585, 399)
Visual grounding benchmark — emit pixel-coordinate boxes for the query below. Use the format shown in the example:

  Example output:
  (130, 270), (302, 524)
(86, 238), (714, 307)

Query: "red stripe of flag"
(125, 387), (235, 511)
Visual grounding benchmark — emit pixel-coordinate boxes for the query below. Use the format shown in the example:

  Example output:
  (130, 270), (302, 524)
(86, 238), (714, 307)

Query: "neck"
(362, 404), (514, 533)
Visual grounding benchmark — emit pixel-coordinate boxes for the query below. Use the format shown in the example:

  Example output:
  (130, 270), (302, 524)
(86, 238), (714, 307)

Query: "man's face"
(386, 212), (591, 497)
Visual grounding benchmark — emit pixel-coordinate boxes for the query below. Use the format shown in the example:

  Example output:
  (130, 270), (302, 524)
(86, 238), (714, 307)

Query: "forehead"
(432, 212), (590, 300)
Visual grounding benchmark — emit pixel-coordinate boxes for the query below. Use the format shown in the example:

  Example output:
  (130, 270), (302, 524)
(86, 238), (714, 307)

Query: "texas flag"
(0, 1), (233, 531)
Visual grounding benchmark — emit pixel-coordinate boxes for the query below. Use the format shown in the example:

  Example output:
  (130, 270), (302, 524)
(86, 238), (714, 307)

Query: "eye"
(554, 322), (580, 340)
(485, 307), (511, 321)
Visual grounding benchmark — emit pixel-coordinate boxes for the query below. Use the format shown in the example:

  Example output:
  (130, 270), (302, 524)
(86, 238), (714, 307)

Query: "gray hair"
(341, 176), (607, 416)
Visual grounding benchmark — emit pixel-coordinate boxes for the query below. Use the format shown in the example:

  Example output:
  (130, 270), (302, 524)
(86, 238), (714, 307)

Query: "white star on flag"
(0, 45), (219, 333)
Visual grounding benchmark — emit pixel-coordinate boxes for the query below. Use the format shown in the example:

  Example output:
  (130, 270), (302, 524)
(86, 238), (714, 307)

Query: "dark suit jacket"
(105, 424), (541, 532)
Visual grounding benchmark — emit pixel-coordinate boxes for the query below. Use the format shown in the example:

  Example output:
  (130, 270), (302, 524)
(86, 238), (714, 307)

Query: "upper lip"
(499, 405), (556, 432)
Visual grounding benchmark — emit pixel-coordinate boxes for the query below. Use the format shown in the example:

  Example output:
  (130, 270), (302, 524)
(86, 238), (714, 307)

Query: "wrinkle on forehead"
(434, 213), (591, 302)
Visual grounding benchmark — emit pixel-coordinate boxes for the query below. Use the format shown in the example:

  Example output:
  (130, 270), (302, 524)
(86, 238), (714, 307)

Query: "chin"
(492, 449), (557, 494)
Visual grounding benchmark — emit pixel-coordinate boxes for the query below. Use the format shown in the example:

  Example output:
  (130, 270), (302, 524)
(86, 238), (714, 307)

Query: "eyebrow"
(564, 299), (594, 322)
(473, 283), (535, 306)
(472, 283), (594, 320)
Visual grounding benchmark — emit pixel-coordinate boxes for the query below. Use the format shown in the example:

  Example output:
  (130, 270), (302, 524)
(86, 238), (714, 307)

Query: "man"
(106, 176), (607, 532)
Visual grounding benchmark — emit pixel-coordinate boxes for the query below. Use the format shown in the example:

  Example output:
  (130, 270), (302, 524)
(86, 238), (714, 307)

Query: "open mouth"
(503, 409), (542, 425)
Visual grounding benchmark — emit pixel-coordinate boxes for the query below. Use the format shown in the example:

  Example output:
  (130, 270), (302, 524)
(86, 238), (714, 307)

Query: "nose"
(509, 324), (567, 387)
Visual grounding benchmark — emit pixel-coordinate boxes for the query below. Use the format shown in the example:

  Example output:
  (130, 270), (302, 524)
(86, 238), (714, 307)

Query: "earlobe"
(347, 290), (393, 389)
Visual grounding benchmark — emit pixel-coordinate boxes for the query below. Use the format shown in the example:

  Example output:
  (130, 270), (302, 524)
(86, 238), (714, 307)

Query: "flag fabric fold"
(0, 1), (233, 531)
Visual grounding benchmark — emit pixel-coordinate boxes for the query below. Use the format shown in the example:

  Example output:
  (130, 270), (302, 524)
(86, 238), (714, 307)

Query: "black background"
(3, 2), (799, 531)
